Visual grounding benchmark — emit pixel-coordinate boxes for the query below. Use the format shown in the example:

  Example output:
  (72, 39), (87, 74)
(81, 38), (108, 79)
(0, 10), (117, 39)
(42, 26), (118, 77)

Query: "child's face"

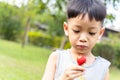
(64, 14), (105, 54)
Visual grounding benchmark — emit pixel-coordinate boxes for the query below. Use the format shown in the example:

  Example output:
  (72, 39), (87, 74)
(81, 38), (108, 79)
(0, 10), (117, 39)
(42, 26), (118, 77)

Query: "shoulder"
(42, 50), (60, 80)
(51, 49), (70, 68)
(97, 57), (111, 64)
(48, 49), (68, 61)
(48, 50), (58, 62)
(52, 49), (69, 56)
(96, 56), (111, 67)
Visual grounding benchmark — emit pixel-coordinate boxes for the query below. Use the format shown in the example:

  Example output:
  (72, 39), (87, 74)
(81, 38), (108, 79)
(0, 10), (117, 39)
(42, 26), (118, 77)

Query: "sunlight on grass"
(110, 67), (120, 80)
(0, 39), (51, 80)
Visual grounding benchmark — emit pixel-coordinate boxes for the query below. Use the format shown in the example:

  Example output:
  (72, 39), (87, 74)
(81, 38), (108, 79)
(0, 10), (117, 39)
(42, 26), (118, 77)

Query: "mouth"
(76, 45), (88, 49)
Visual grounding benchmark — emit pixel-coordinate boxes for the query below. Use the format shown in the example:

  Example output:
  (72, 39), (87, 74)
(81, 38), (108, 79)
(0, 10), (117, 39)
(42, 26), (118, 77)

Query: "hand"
(58, 65), (85, 80)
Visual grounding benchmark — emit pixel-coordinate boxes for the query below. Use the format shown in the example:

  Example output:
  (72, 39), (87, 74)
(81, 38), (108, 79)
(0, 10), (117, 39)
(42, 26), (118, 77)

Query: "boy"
(42, 0), (111, 80)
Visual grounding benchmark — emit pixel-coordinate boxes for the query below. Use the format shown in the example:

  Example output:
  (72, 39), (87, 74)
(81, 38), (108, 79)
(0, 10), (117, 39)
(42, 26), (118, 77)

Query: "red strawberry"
(77, 56), (86, 66)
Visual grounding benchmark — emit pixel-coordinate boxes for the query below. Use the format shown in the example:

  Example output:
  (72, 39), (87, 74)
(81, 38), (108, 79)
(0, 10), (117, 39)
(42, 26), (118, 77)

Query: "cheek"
(90, 32), (100, 40)
(69, 36), (75, 44)
(68, 35), (78, 45)
(89, 37), (98, 48)
(68, 31), (78, 42)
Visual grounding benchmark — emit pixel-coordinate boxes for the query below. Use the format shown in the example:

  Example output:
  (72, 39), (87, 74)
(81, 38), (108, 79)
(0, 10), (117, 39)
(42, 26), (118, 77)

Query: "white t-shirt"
(54, 49), (111, 80)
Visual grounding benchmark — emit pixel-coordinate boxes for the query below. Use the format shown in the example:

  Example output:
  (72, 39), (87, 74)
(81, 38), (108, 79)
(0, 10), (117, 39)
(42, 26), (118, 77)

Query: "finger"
(70, 65), (85, 71)
(66, 70), (84, 79)
(73, 70), (85, 74)
(71, 72), (84, 79)
(64, 65), (85, 79)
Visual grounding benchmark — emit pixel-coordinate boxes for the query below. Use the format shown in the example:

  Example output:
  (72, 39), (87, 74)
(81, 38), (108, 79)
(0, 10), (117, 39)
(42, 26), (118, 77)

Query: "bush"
(112, 45), (120, 68)
(28, 31), (62, 48)
(92, 43), (115, 63)
(0, 3), (22, 41)
(0, 18), (22, 41)
(64, 41), (70, 49)
(107, 33), (120, 68)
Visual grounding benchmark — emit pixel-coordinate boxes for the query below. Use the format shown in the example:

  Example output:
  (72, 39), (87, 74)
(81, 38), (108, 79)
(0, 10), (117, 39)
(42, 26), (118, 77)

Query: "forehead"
(67, 14), (102, 28)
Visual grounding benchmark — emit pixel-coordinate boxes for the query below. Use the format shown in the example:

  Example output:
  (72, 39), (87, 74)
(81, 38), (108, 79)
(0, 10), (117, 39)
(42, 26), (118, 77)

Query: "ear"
(63, 22), (69, 36)
(98, 27), (105, 39)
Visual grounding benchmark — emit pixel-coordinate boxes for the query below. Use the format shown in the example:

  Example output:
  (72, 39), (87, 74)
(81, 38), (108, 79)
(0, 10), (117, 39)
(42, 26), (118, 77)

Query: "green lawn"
(0, 39), (51, 80)
(110, 67), (120, 80)
(0, 39), (120, 80)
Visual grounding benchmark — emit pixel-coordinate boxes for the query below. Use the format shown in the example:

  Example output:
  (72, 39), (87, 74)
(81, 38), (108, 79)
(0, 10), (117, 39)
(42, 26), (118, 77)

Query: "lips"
(76, 45), (88, 49)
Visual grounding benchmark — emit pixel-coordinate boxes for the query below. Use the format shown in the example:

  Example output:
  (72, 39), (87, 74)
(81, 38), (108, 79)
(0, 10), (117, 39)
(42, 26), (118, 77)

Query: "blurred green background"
(0, 0), (120, 80)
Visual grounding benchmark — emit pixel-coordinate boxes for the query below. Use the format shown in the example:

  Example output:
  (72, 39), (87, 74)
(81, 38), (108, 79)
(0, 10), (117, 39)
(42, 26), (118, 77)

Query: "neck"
(69, 48), (95, 65)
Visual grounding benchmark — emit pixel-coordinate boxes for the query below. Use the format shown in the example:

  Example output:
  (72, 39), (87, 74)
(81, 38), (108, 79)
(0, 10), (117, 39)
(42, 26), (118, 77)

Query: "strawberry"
(77, 56), (86, 66)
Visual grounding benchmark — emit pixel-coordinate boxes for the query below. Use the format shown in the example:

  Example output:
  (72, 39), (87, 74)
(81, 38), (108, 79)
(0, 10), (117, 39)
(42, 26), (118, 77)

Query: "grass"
(110, 67), (120, 80)
(0, 39), (120, 80)
(0, 39), (51, 80)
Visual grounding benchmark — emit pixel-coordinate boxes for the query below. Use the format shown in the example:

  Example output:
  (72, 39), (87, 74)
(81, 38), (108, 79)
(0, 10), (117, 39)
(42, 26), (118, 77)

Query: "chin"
(75, 50), (85, 54)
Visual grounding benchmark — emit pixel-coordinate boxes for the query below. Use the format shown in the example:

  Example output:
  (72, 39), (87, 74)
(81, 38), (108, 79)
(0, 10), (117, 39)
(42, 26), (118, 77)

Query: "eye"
(89, 32), (96, 35)
(73, 30), (80, 33)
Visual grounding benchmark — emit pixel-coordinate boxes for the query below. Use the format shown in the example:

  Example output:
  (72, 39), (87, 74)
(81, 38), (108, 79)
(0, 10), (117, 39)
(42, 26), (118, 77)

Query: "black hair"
(67, 0), (106, 22)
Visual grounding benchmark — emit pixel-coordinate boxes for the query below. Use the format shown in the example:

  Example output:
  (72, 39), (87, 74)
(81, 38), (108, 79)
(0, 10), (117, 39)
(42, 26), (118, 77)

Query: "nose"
(79, 33), (87, 42)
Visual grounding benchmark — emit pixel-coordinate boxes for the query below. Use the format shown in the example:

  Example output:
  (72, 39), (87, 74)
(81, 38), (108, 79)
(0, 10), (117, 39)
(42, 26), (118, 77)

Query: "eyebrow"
(89, 27), (97, 29)
(74, 24), (82, 28)
(74, 24), (97, 29)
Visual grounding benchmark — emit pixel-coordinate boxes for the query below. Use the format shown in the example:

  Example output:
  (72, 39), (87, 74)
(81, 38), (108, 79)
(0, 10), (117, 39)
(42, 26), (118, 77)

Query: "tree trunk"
(21, 17), (30, 48)
(60, 36), (68, 49)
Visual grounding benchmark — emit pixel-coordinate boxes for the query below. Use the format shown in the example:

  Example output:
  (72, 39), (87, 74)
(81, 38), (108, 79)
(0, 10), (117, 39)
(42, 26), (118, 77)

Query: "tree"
(20, 0), (49, 47)
(0, 2), (22, 41)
